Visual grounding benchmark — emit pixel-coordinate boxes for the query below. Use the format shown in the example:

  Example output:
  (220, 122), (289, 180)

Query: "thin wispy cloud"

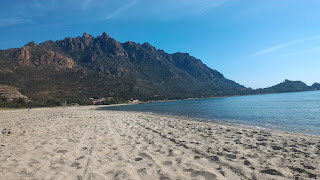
(0, 17), (32, 27)
(28, 0), (56, 12)
(144, 0), (228, 21)
(178, 0), (227, 14)
(0, 0), (57, 28)
(196, 0), (227, 14)
(280, 45), (320, 57)
(81, 0), (93, 10)
(250, 42), (293, 57)
(105, 0), (137, 20)
(251, 34), (320, 57)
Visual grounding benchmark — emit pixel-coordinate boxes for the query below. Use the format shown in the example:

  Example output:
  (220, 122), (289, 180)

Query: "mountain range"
(0, 32), (319, 106)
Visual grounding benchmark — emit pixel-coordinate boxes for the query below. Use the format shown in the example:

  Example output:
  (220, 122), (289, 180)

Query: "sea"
(102, 91), (320, 136)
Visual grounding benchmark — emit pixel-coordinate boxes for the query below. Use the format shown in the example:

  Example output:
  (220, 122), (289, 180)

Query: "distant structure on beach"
(128, 99), (140, 104)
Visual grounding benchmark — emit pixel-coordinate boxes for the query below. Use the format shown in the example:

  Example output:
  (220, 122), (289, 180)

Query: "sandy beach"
(0, 106), (319, 180)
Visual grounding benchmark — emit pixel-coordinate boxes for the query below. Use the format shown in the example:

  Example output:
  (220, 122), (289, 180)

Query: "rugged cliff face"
(0, 32), (246, 102)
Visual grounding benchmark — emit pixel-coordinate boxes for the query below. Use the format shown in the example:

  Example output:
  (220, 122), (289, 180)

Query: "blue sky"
(1, 0), (320, 88)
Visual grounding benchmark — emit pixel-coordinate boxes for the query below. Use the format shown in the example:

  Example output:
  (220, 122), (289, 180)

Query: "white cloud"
(250, 34), (320, 57)
(105, 0), (137, 20)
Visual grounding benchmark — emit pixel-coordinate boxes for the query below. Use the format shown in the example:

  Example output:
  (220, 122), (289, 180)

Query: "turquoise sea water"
(101, 91), (320, 136)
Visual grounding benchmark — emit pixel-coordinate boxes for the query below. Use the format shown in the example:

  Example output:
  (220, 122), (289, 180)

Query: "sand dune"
(0, 106), (319, 179)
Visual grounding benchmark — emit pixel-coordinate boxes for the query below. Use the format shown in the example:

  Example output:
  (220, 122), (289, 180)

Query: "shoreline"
(130, 110), (320, 138)
(3, 105), (319, 138)
(4, 103), (319, 138)
(1, 106), (319, 179)
(138, 89), (319, 104)
(101, 105), (320, 138)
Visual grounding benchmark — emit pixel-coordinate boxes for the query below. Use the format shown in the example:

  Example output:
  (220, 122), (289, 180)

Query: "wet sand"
(0, 106), (319, 179)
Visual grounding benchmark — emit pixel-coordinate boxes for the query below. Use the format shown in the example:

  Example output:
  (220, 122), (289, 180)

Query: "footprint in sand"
(137, 168), (147, 174)
(71, 161), (80, 167)
(184, 169), (217, 180)
(175, 158), (182, 164)
(161, 161), (173, 166)
(75, 155), (85, 160)
(135, 157), (143, 161)
(28, 159), (40, 167)
(57, 150), (67, 154)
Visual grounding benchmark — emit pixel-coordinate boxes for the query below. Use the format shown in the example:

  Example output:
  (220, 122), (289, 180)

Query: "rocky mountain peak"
(81, 32), (93, 46)
(141, 42), (156, 51)
(25, 41), (37, 47)
(82, 32), (89, 37)
(82, 32), (93, 40)
(122, 41), (140, 51)
(99, 32), (110, 40)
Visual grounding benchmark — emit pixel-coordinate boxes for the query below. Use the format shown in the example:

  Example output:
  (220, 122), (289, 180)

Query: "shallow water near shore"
(103, 91), (320, 136)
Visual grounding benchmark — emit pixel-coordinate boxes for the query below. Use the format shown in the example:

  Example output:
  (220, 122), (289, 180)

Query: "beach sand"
(0, 106), (319, 180)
